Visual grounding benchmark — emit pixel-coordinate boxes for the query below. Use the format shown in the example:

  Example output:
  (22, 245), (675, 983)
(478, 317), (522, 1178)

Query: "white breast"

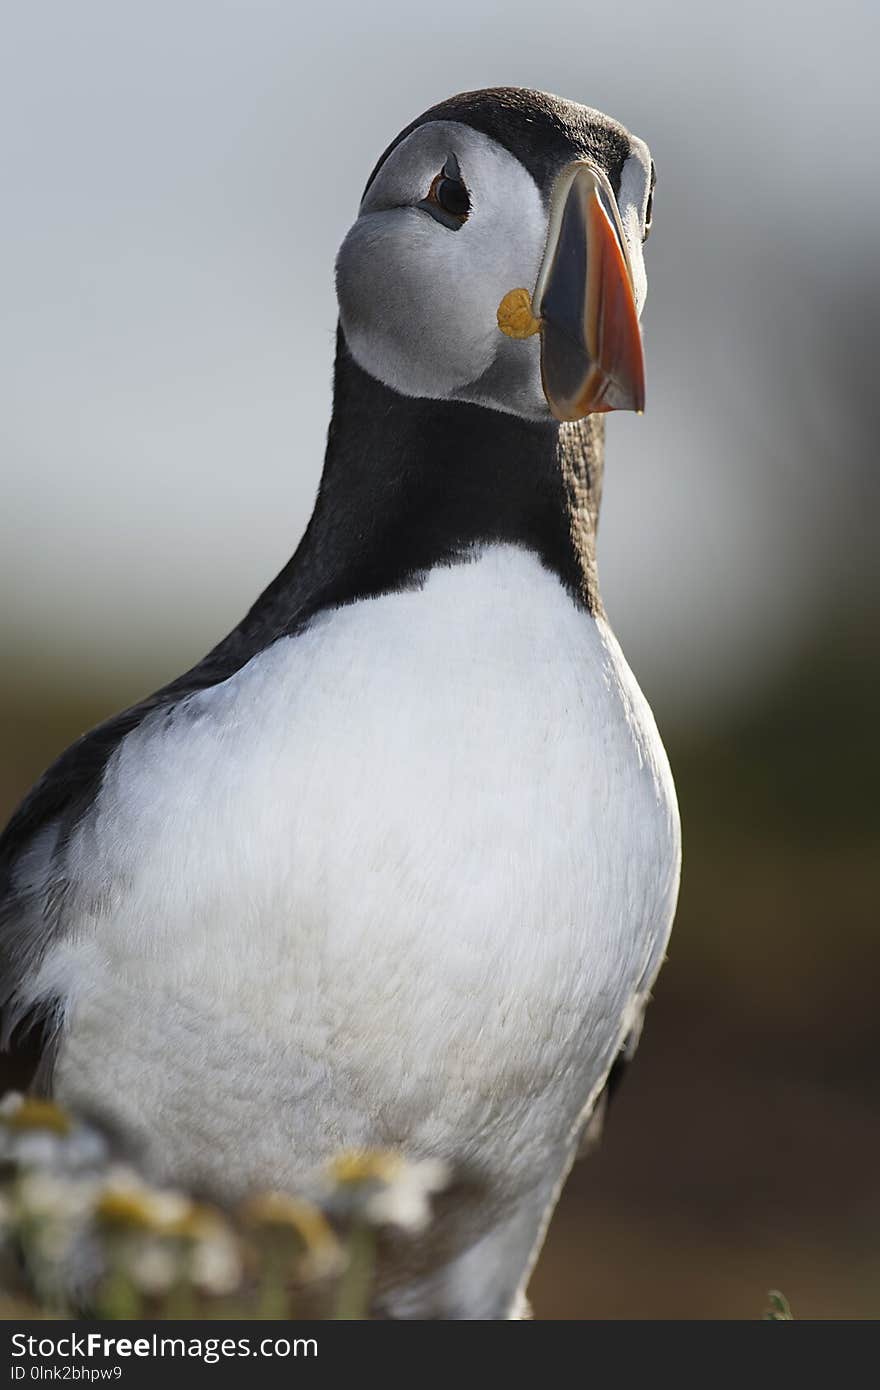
(43, 545), (680, 1198)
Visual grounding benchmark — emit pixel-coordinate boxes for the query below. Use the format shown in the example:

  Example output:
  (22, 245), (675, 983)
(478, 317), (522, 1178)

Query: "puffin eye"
(430, 168), (470, 219)
(420, 155), (471, 230)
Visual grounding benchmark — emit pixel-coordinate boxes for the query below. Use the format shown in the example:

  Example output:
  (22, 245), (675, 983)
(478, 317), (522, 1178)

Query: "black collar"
(226, 329), (604, 661)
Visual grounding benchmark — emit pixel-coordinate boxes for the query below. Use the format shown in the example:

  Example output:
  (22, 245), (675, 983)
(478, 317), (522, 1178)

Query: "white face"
(336, 120), (653, 421)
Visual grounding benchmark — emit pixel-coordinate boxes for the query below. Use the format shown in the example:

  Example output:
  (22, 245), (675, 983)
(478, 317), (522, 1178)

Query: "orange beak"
(532, 161), (645, 422)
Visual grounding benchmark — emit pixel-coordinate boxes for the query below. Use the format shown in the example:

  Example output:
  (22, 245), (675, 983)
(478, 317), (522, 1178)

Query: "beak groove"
(532, 162), (646, 422)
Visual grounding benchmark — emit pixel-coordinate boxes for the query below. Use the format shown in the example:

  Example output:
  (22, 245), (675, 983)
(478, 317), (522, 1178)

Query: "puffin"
(0, 88), (679, 1319)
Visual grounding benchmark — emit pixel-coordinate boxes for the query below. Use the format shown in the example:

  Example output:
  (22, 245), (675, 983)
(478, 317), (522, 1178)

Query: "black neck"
(217, 330), (605, 670)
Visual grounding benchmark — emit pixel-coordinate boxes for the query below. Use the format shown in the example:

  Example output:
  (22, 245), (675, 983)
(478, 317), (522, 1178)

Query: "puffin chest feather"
(48, 544), (679, 1186)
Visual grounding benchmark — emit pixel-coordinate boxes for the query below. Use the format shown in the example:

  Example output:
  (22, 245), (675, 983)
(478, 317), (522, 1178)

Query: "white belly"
(46, 545), (680, 1198)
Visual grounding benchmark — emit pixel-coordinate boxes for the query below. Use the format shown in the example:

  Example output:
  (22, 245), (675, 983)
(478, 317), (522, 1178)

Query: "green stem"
(256, 1250), (289, 1320)
(334, 1221), (376, 1321)
(97, 1263), (142, 1320)
(164, 1275), (197, 1320)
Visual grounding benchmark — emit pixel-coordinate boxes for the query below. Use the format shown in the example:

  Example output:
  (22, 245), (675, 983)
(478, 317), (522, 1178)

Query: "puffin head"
(336, 87), (654, 424)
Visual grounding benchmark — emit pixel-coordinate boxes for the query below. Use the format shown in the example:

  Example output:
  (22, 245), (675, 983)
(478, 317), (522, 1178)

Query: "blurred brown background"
(1, 0), (878, 1319)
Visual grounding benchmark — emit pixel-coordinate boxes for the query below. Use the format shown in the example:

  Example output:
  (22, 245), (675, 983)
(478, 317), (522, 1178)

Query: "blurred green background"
(1, 0), (878, 1318)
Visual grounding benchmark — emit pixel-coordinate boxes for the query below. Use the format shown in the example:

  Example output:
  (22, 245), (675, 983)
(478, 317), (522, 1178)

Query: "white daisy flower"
(241, 1190), (343, 1278)
(125, 1239), (179, 1297)
(321, 1150), (449, 1233)
(188, 1229), (242, 1296)
(0, 1093), (108, 1174)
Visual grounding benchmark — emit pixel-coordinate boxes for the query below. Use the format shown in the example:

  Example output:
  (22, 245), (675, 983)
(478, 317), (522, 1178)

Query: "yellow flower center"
(328, 1149), (403, 1186)
(3, 1098), (71, 1135)
(242, 1191), (337, 1253)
